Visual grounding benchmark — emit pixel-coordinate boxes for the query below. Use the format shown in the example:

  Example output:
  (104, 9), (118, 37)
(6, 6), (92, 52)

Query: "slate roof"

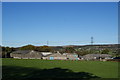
(11, 50), (42, 55)
(11, 50), (32, 54)
(46, 53), (66, 57)
(83, 54), (112, 58)
(11, 50), (43, 58)
(42, 53), (53, 57)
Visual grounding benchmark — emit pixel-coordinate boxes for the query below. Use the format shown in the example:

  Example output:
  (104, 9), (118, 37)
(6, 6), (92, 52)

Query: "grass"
(2, 58), (119, 79)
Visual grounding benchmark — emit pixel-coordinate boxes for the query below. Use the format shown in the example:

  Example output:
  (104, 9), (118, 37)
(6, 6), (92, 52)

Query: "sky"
(2, 2), (118, 47)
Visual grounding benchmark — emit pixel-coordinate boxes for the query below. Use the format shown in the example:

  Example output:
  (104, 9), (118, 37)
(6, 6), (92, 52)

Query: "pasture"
(2, 58), (119, 79)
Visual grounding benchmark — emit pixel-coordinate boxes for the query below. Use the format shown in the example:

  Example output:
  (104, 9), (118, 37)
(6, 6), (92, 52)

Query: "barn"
(43, 53), (79, 60)
(43, 53), (67, 60)
(63, 53), (79, 60)
(83, 54), (112, 60)
(10, 50), (43, 59)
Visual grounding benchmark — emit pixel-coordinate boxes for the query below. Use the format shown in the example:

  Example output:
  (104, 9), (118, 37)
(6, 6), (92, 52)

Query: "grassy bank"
(2, 58), (119, 79)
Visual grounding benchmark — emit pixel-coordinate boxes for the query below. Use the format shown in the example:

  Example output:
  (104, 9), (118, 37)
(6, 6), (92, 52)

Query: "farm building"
(83, 54), (112, 60)
(63, 53), (79, 60)
(41, 52), (52, 56)
(10, 50), (43, 59)
(10, 50), (79, 60)
(43, 53), (79, 60)
(42, 53), (67, 60)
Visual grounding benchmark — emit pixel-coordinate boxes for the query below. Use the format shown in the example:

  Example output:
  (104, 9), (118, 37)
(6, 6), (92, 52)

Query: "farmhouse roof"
(11, 50), (41, 54)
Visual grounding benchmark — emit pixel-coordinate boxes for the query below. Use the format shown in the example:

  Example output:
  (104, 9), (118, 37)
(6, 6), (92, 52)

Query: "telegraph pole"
(90, 37), (94, 54)
(47, 41), (49, 46)
(91, 37), (94, 45)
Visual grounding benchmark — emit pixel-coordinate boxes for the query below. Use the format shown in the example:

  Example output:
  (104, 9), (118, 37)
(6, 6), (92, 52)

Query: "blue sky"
(2, 2), (118, 47)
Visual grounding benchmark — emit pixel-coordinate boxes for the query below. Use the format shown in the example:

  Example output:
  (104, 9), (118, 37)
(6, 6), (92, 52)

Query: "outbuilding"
(83, 54), (112, 60)
(10, 50), (43, 59)
(43, 53), (67, 60)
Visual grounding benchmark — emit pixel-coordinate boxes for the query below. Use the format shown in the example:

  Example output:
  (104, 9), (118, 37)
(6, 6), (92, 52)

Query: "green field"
(2, 58), (119, 79)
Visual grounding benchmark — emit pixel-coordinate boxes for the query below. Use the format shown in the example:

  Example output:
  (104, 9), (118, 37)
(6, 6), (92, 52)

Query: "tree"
(101, 49), (110, 54)
(65, 47), (75, 53)
(113, 49), (120, 57)
(76, 50), (90, 56)
(2, 47), (15, 58)
(19, 45), (35, 50)
(35, 46), (52, 52)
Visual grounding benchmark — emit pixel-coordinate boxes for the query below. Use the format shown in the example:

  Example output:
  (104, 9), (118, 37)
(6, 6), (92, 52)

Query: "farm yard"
(2, 58), (119, 80)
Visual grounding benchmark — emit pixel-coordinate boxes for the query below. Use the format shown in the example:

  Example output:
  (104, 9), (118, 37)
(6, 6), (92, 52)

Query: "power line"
(2, 39), (116, 47)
